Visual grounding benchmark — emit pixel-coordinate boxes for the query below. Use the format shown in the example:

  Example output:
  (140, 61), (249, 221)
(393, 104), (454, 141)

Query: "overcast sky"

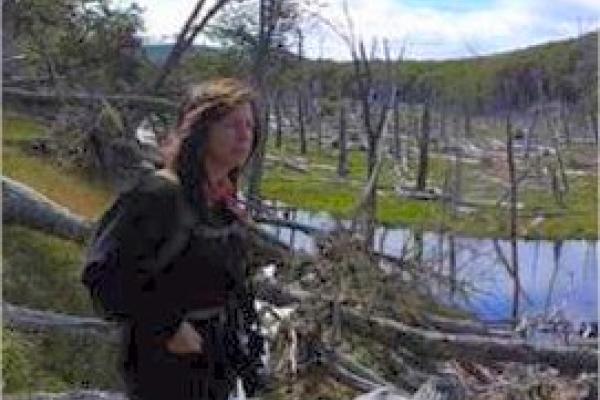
(130, 0), (599, 61)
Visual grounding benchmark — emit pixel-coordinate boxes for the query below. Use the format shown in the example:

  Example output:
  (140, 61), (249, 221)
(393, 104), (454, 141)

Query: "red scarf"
(202, 177), (249, 221)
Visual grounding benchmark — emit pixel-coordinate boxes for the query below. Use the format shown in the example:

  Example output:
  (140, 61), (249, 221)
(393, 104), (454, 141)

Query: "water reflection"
(255, 203), (598, 328)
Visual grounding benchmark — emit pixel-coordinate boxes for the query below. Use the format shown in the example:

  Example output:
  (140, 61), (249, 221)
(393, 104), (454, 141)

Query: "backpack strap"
(145, 186), (198, 276)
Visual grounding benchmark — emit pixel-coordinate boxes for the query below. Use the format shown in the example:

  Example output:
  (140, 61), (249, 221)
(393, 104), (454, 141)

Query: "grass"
(2, 327), (120, 394)
(2, 225), (93, 315)
(262, 135), (598, 240)
(2, 116), (115, 219)
(0, 113), (596, 394)
(2, 115), (122, 394)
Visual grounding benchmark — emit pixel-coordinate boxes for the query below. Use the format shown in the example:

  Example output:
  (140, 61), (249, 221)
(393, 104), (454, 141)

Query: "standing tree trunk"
(560, 102), (571, 145)
(275, 91), (283, 148)
(247, 99), (271, 199)
(440, 103), (448, 150)
(365, 133), (378, 253)
(338, 98), (348, 177)
(245, 0), (282, 200)
(464, 104), (471, 139)
(589, 108), (598, 144)
(296, 28), (307, 155)
(416, 102), (430, 191)
(298, 90), (307, 154)
(448, 234), (457, 301)
(393, 93), (401, 161)
(506, 114), (520, 323)
(413, 229), (424, 265)
(317, 106), (323, 152)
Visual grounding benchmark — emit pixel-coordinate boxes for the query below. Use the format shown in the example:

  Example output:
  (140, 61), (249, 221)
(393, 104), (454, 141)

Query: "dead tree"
(246, 0), (288, 200)
(2, 175), (93, 243)
(275, 89), (284, 148)
(439, 102), (448, 150)
(416, 101), (430, 191)
(150, 0), (231, 92)
(506, 113), (520, 323)
(338, 91), (349, 177)
(296, 28), (307, 155)
(393, 89), (402, 161)
(325, 4), (399, 252)
(463, 103), (472, 139)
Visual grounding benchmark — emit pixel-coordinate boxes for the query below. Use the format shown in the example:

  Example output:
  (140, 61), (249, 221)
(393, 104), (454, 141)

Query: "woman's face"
(204, 102), (255, 171)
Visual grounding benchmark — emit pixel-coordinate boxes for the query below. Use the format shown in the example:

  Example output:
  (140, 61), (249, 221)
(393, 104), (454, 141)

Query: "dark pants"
(120, 319), (237, 400)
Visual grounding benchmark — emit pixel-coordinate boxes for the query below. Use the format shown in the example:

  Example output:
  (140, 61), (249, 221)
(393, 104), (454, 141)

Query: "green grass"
(262, 136), (598, 240)
(0, 113), (596, 393)
(2, 225), (93, 315)
(2, 327), (120, 394)
(2, 115), (122, 394)
(3, 116), (115, 219)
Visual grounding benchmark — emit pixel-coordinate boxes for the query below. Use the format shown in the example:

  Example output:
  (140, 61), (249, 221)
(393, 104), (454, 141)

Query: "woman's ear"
(159, 132), (182, 170)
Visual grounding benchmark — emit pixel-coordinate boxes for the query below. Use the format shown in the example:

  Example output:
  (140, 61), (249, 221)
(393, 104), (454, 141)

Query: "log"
(2, 175), (93, 243)
(341, 308), (598, 375)
(412, 375), (466, 400)
(2, 390), (127, 400)
(251, 282), (598, 374)
(2, 391), (263, 400)
(3, 175), (290, 263)
(253, 216), (323, 235)
(2, 302), (118, 343)
(324, 358), (383, 393)
(4, 178), (596, 375)
(388, 351), (431, 391)
(329, 350), (402, 391)
(420, 314), (513, 338)
(3, 87), (177, 111)
(350, 375), (467, 400)
(353, 387), (411, 400)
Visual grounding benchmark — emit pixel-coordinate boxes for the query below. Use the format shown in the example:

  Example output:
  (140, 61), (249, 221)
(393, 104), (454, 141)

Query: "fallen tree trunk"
(327, 349), (402, 391)
(3, 175), (290, 263)
(3, 87), (177, 111)
(2, 175), (93, 243)
(252, 282), (598, 374)
(5, 179), (596, 376)
(2, 302), (118, 343)
(253, 216), (323, 235)
(324, 359), (385, 394)
(341, 308), (598, 375)
(2, 391), (127, 400)
(420, 314), (513, 338)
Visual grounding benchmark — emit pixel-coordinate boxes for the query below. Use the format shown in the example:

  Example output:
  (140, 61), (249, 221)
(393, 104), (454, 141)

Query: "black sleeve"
(111, 186), (187, 342)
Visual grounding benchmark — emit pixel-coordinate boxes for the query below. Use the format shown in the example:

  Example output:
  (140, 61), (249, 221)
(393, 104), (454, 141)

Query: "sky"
(128, 0), (599, 61)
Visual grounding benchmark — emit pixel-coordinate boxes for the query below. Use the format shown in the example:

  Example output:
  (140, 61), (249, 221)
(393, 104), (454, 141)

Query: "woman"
(93, 78), (264, 400)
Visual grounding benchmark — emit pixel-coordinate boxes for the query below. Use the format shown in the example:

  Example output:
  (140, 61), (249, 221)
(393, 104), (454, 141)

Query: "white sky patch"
(133, 0), (219, 43)
(131, 0), (599, 60)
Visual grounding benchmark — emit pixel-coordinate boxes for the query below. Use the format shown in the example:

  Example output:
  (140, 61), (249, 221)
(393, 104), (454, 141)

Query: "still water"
(257, 205), (598, 327)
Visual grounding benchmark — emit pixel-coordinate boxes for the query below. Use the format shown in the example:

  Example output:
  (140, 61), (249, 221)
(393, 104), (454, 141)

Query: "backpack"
(81, 184), (195, 322)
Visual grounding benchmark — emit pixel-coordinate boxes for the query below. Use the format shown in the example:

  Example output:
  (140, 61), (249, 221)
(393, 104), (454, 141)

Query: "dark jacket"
(95, 170), (255, 400)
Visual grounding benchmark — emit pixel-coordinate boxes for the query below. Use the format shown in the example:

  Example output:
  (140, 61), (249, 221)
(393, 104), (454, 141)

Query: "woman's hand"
(165, 320), (204, 354)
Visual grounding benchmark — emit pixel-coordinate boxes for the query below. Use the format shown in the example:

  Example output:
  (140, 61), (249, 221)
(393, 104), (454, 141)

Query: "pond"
(255, 201), (598, 331)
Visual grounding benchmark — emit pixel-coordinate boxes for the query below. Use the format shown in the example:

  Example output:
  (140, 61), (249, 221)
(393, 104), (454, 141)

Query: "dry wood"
(2, 175), (93, 243)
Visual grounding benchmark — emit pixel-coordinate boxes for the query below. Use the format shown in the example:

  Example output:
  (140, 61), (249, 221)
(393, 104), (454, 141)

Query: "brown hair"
(160, 78), (260, 220)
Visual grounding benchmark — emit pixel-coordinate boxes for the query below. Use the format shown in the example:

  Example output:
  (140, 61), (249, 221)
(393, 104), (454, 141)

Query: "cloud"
(134, 0), (219, 43)
(302, 0), (598, 60)
(132, 0), (598, 60)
